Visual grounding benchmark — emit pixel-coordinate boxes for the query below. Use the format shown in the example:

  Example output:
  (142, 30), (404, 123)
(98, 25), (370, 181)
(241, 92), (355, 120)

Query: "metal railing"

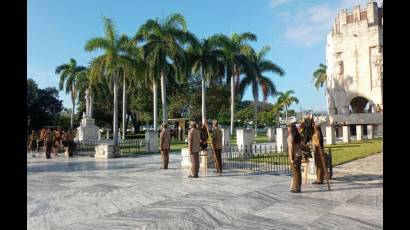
(73, 139), (148, 156)
(205, 144), (333, 177)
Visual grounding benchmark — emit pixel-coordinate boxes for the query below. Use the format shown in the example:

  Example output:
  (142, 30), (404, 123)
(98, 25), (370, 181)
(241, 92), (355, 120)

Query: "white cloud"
(275, 0), (383, 47)
(270, 0), (293, 8)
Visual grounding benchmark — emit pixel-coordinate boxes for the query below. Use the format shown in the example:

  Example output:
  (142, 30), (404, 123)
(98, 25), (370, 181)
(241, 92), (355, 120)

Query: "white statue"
(85, 89), (90, 117)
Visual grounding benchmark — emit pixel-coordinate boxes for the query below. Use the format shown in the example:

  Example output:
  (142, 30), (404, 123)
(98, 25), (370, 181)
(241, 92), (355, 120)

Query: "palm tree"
(187, 37), (225, 122)
(210, 32), (257, 134)
(277, 90), (299, 122)
(271, 102), (283, 127)
(136, 13), (196, 126)
(55, 58), (86, 129)
(312, 63), (327, 90)
(118, 34), (145, 139)
(85, 16), (134, 147)
(239, 45), (285, 136)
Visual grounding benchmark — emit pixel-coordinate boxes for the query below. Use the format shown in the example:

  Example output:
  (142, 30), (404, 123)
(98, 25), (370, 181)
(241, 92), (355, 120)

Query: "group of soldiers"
(159, 119), (223, 178)
(27, 128), (76, 158)
(287, 114), (329, 193)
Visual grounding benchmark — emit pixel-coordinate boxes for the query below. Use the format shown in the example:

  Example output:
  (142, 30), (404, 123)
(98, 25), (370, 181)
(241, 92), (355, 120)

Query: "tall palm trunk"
(230, 67), (236, 135)
(153, 81), (158, 130)
(285, 105), (288, 122)
(113, 74), (119, 146)
(253, 84), (258, 137)
(201, 65), (206, 123)
(122, 73), (126, 139)
(160, 72), (167, 125)
(71, 96), (75, 129)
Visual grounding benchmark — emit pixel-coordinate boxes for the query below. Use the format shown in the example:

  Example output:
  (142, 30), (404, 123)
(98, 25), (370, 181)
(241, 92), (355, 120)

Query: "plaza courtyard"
(27, 152), (383, 229)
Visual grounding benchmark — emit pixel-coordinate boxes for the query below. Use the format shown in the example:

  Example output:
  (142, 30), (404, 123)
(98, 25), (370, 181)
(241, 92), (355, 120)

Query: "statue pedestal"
(77, 117), (100, 142)
(94, 144), (120, 159)
(180, 148), (211, 169)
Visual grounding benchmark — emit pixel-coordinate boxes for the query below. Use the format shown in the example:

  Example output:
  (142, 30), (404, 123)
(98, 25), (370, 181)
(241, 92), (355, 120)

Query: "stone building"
(325, 0), (383, 140)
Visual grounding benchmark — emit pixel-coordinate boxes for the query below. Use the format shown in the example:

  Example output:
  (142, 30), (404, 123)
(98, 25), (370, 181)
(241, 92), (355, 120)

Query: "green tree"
(210, 32), (257, 134)
(136, 13), (197, 126)
(55, 58), (86, 128)
(85, 16), (134, 146)
(239, 45), (285, 136)
(277, 90), (299, 122)
(312, 63), (327, 90)
(27, 79), (63, 130)
(187, 36), (225, 122)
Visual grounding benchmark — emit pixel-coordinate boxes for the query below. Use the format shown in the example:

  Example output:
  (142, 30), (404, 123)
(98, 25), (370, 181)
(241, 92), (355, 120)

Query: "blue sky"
(28, 0), (381, 112)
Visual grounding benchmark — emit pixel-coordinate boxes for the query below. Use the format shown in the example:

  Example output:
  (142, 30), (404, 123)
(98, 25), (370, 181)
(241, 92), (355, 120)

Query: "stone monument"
(325, 1), (383, 140)
(76, 90), (100, 143)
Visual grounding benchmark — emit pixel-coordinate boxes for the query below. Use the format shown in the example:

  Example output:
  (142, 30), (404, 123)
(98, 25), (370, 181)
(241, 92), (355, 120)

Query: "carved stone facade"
(326, 1), (383, 126)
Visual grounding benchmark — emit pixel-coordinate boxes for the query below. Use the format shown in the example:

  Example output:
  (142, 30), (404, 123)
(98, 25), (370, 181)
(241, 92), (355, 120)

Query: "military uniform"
(188, 126), (200, 178)
(288, 134), (302, 192)
(45, 130), (53, 159)
(160, 128), (171, 169)
(28, 131), (37, 157)
(212, 126), (223, 173)
(312, 131), (328, 184)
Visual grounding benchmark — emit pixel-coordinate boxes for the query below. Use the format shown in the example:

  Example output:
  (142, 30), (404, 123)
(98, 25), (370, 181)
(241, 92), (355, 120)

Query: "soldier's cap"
(188, 121), (197, 128)
(286, 117), (297, 126)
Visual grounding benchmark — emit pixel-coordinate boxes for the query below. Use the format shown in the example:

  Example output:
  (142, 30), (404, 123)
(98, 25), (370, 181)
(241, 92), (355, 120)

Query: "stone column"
(236, 129), (254, 150)
(356, 125), (363, 141)
(367, 125), (374, 139)
(145, 130), (158, 153)
(342, 125), (350, 143)
(106, 129), (109, 139)
(276, 127), (288, 153)
(377, 124), (383, 136)
(267, 127), (275, 142)
(221, 127), (230, 147)
(326, 126), (336, 145)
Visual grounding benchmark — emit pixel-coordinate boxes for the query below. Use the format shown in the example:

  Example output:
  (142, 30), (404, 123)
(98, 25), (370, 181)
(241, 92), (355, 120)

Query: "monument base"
(94, 144), (121, 159)
(180, 148), (212, 169)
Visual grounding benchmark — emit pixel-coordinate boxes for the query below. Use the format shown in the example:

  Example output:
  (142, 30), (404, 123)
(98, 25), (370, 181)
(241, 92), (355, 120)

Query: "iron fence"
(73, 139), (148, 156)
(206, 144), (333, 176)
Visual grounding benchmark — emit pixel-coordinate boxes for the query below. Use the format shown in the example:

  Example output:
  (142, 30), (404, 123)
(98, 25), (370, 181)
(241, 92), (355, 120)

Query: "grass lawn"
(325, 137), (383, 166)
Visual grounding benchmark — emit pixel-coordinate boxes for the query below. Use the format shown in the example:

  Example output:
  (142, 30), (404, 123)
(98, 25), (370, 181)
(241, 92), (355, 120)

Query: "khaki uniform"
(312, 132), (328, 183)
(160, 129), (171, 169)
(188, 127), (200, 177)
(288, 135), (302, 192)
(45, 131), (53, 159)
(212, 127), (223, 173)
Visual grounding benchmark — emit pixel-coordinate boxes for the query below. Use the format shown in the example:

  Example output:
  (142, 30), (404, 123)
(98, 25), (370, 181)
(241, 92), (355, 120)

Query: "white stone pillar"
(106, 129), (109, 139)
(367, 125), (374, 139)
(267, 127), (275, 142)
(276, 127), (288, 153)
(326, 126), (336, 145)
(145, 130), (158, 153)
(221, 127), (230, 147)
(377, 124), (383, 137)
(236, 129), (254, 149)
(342, 125), (351, 143)
(356, 125), (363, 141)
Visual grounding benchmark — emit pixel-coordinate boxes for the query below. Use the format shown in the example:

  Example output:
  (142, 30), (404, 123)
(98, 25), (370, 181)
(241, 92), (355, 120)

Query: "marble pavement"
(27, 152), (383, 229)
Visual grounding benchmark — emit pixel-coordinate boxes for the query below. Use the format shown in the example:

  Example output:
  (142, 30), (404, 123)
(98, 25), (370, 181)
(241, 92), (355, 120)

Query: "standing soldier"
(67, 129), (75, 157)
(287, 121), (303, 193)
(159, 123), (171, 169)
(28, 130), (37, 157)
(39, 128), (46, 156)
(188, 122), (200, 178)
(45, 128), (53, 159)
(311, 124), (328, 184)
(212, 120), (223, 173)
